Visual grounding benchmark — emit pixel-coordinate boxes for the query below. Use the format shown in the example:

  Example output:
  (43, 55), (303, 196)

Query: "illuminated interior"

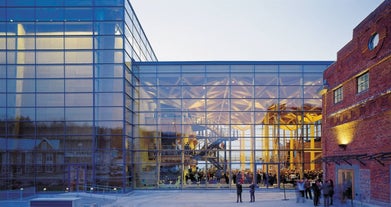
(134, 62), (328, 189)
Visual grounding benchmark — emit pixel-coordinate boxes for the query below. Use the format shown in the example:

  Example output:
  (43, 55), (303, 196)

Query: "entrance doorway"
(338, 169), (354, 201)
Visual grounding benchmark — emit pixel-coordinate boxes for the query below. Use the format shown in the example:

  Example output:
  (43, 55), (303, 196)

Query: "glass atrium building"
(0, 0), (332, 193)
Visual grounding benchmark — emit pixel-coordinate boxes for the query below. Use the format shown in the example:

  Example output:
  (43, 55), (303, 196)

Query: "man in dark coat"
(236, 181), (243, 203)
(249, 181), (256, 202)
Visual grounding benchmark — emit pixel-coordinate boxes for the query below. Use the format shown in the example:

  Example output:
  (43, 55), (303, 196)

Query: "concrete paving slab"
(102, 190), (319, 207)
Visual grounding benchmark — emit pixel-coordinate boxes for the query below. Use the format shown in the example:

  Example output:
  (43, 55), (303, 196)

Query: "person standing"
(342, 179), (352, 203)
(296, 179), (306, 203)
(312, 180), (321, 206)
(329, 179), (334, 205)
(236, 181), (243, 203)
(305, 178), (313, 200)
(322, 180), (332, 207)
(249, 181), (256, 202)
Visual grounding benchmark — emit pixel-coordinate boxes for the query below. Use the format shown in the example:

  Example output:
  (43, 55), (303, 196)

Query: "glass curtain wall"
(0, 0), (156, 194)
(134, 62), (332, 189)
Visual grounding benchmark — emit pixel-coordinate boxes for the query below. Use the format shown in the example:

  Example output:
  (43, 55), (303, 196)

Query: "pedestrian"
(305, 178), (312, 200)
(342, 179), (352, 203)
(329, 179), (334, 205)
(312, 180), (321, 206)
(296, 179), (305, 203)
(322, 180), (332, 207)
(249, 181), (256, 202)
(236, 180), (243, 203)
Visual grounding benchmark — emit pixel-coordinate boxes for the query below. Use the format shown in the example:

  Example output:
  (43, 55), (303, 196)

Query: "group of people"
(235, 171), (257, 203)
(233, 171), (353, 206)
(296, 178), (334, 206)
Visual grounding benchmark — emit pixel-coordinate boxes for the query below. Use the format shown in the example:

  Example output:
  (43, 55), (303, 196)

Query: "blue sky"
(131, 0), (384, 61)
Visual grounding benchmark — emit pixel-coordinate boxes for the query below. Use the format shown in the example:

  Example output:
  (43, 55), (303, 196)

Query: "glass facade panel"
(95, 93), (123, 107)
(37, 65), (64, 78)
(95, 64), (124, 78)
(36, 8), (64, 21)
(254, 73), (278, 85)
(1, 0), (157, 194)
(0, 37), (5, 49)
(37, 22), (64, 35)
(65, 0), (93, 6)
(65, 22), (92, 35)
(37, 94), (64, 107)
(37, 79), (64, 92)
(135, 61), (331, 189)
(279, 73), (303, 85)
(95, 79), (123, 92)
(65, 107), (93, 121)
(7, 8), (35, 21)
(66, 51), (93, 64)
(64, 8), (93, 21)
(8, 51), (35, 64)
(36, 107), (64, 121)
(66, 65), (93, 78)
(37, 51), (64, 64)
(7, 79), (35, 92)
(182, 73), (205, 85)
(35, 0), (64, 6)
(65, 79), (92, 92)
(94, 50), (123, 63)
(65, 93), (93, 107)
(66, 37), (93, 49)
(95, 8), (123, 21)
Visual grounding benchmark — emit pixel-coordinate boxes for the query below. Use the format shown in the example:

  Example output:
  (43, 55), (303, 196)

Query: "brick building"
(321, 1), (391, 206)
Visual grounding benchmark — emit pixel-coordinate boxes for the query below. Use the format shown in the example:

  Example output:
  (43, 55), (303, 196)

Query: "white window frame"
(357, 72), (369, 93)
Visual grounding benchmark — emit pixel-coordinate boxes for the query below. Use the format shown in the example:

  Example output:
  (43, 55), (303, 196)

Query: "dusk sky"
(131, 0), (384, 61)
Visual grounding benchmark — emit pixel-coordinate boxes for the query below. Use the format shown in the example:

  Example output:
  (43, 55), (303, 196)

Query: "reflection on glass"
(36, 8), (64, 21)
(37, 51), (64, 64)
(37, 66), (64, 78)
(66, 65), (93, 78)
(37, 80), (64, 92)
(65, 107), (93, 121)
(65, 79), (93, 92)
(37, 94), (64, 107)
(36, 108), (64, 121)
(65, 93), (92, 107)
(66, 37), (93, 49)
(1, 0), (156, 192)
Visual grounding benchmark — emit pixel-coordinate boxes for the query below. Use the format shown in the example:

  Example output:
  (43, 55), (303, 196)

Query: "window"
(334, 87), (343, 103)
(357, 72), (369, 93)
(368, 33), (379, 51)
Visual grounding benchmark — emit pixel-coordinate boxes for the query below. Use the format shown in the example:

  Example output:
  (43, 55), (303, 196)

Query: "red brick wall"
(322, 1), (391, 204)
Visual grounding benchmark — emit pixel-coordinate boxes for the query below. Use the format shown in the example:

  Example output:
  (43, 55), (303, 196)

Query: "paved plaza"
(105, 190), (312, 207)
(99, 189), (360, 207)
(0, 189), (377, 207)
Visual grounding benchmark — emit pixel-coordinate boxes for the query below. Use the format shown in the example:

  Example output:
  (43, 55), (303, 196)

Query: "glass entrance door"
(338, 169), (354, 201)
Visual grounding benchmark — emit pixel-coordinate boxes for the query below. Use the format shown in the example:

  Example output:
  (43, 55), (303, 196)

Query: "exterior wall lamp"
(338, 144), (347, 150)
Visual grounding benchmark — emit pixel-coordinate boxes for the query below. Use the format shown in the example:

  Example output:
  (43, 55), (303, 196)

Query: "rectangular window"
(334, 87), (343, 104)
(357, 72), (369, 93)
